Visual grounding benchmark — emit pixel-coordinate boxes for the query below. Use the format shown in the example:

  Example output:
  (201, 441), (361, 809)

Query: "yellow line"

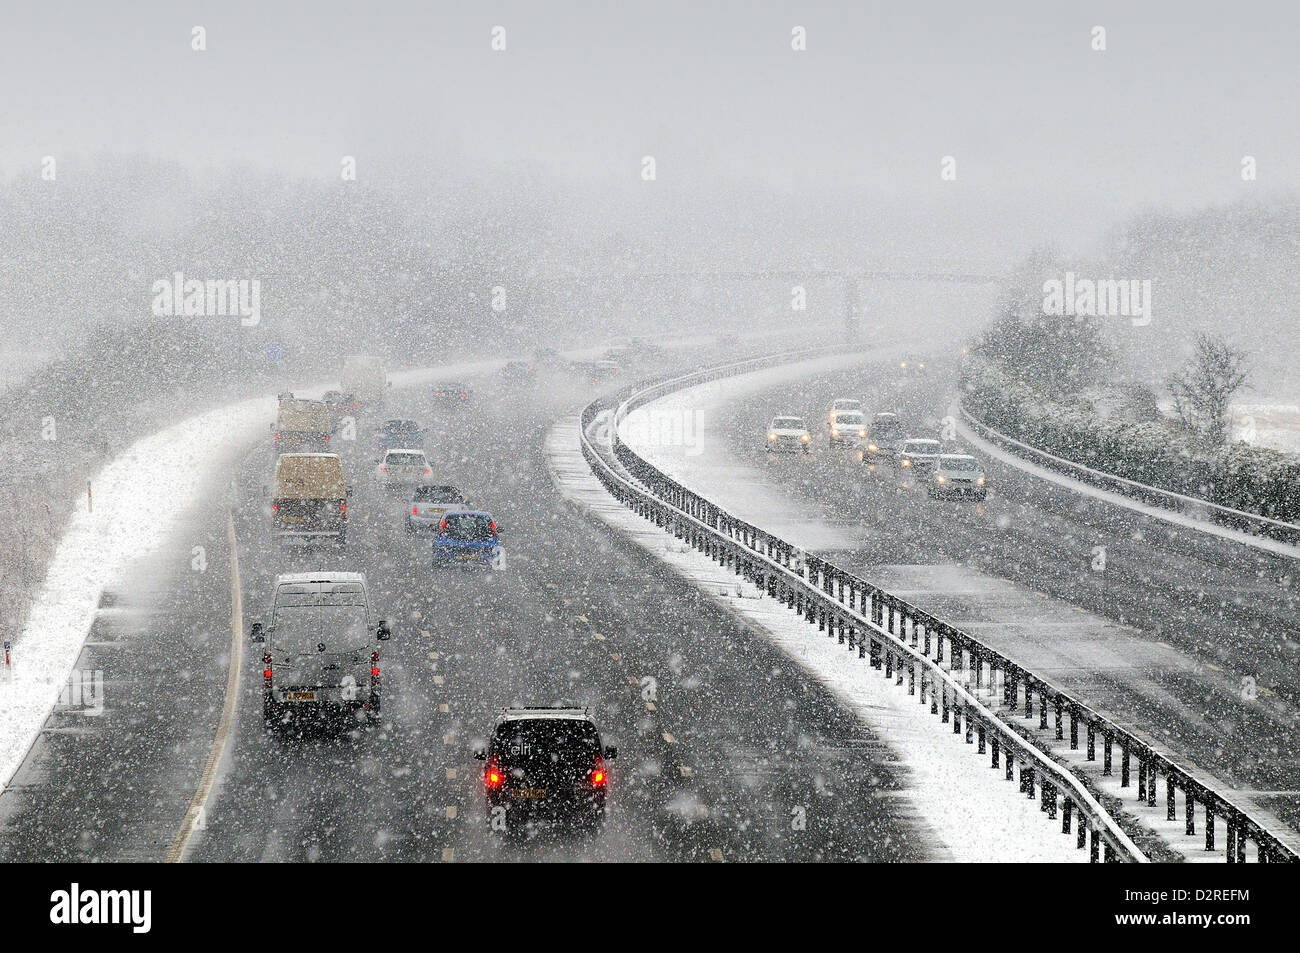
(165, 507), (244, 863)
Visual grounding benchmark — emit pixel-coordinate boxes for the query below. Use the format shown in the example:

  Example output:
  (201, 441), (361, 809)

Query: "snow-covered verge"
(548, 417), (1084, 861)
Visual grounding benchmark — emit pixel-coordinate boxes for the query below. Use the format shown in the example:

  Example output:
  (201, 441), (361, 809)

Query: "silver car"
(766, 416), (811, 453)
(829, 411), (868, 448)
(899, 438), (943, 473)
(376, 448), (433, 489)
(406, 484), (470, 533)
(251, 572), (391, 728)
(928, 454), (988, 500)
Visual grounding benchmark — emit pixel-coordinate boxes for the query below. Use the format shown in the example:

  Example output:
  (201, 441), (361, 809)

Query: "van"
(272, 453), (350, 545)
(341, 355), (388, 411)
(250, 572), (391, 727)
(273, 398), (332, 452)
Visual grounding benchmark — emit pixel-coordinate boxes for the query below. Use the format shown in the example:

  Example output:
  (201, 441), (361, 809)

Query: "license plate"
(282, 515), (305, 523)
(512, 789), (546, 800)
(456, 551), (478, 560)
(284, 690), (317, 702)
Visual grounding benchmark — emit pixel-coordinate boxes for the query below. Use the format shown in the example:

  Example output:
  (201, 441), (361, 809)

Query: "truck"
(341, 355), (388, 412)
(271, 453), (351, 546)
(273, 398), (333, 452)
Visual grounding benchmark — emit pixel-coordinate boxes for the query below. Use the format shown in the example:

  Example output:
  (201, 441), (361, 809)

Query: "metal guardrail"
(580, 350), (1300, 863)
(579, 350), (1147, 862)
(957, 402), (1300, 547)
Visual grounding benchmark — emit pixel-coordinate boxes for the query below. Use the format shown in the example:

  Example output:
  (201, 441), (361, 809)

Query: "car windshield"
(384, 421), (419, 433)
(442, 514), (495, 541)
(944, 457), (979, 471)
(773, 418), (804, 429)
(870, 420), (902, 437)
(416, 485), (464, 502)
(386, 453), (426, 466)
(492, 719), (599, 767)
(835, 413), (864, 425)
(906, 441), (940, 453)
(834, 401), (860, 409)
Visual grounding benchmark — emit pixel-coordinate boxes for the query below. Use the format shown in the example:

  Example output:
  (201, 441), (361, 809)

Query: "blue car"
(432, 511), (501, 568)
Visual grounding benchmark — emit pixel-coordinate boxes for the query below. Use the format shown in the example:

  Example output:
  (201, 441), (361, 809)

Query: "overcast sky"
(3, 1), (1297, 261)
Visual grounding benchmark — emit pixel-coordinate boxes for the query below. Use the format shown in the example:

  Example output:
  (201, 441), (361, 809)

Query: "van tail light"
(340, 502), (347, 512)
(272, 503), (279, 512)
(413, 506), (419, 515)
(486, 755), (504, 789)
(371, 650), (380, 683)
(324, 434), (330, 442)
(424, 468), (431, 474)
(380, 466), (387, 472)
(439, 519), (448, 532)
(591, 754), (607, 787)
(263, 653), (273, 681)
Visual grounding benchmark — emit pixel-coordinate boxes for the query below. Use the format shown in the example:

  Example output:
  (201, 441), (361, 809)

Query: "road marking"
(709, 848), (724, 862)
(433, 675), (445, 686)
(439, 703), (450, 713)
(165, 508), (243, 863)
(645, 701), (656, 711)
(421, 631), (432, 639)
(445, 805), (458, 819)
(446, 768), (458, 780)
(443, 733), (455, 745)
(576, 615), (589, 622)
(662, 732), (675, 743)
(442, 847), (455, 862)
(679, 766), (694, 777)
(591, 633), (605, 641)
(609, 653), (622, 661)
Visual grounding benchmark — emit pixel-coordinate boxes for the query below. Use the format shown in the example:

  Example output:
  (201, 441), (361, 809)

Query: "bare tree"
(1167, 334), (1251, 451)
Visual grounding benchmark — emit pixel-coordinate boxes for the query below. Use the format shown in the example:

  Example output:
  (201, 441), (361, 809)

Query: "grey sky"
(3, 1), (1297, 262)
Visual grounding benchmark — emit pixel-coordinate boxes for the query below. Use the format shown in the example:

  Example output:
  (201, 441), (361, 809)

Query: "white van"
(251, 572), (391, 728)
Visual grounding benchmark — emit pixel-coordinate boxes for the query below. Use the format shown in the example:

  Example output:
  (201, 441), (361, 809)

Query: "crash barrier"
(581, 350), (1299, 863)
(958, 403), (1300, 547)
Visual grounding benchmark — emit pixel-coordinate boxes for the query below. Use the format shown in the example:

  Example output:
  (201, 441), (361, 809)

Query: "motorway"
(697, 356), (1300, 834)
(0, 358), (934, 862)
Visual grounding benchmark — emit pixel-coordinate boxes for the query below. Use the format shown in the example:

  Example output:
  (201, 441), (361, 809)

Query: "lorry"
(341, 355), (389, 411)
(273, 397), (333, 452)
(271, 453), (351, 546)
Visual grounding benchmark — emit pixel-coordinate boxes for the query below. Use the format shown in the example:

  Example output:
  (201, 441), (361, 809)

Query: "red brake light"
(460, 392), (467, 398)
(439, 520), (447, 532)
(486, 756), (504, 789)
(340, 502), (347, 512)
(592, 754), (607, 786)
(490, 521), (497, 535)
(413, 506), (419, 515)
(271, 503), (279, 512)
(424, 468), (431, 474)
(263, 653), (272, 680)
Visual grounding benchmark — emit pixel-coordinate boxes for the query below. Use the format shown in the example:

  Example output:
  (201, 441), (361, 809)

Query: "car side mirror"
(473, 746), (487, 761)
(346, 486), (354, 497)
(604, 745), (618, 760)
(377, 620), (391, 641)
(249, 622), (265, 643)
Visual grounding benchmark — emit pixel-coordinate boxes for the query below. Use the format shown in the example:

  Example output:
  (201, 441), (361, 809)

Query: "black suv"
(374, 418), (425, 455)
(476, 707), (617, 832)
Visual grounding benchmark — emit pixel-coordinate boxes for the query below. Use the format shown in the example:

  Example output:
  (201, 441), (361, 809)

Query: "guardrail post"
(1205, 808), (1215, 852)
(1186, 792), (1195, 835)
(911, 619), (919, 648)
(847, 625), (856, 652)
(871, 639), (881, 669)
(1137, 761), (1146, 801)
(1063, 798), (1073, 834)
(941, 686), (949, 723)
(1087, 724), (1095, 762)
(1055, 698), (1064, 740)
(1121, 742), (1130, 787)
(977, 722), (985, 753)
(909, 662), (916, 696)
(1147, 767), (1157, 807)
(965, 707), (973, 743)
(1103, 734), (1112, 775)
(1226, 823), (1236, 863)
(885, 650), (893, 678)
(1005, 750), (1014, 782)
(1023, 766), (1035, 798)
(923, 628), (931, 656)
(953, 701), (962, 735)
(1167, 777), (1176, 821)
(1078, 817), (1087, 850)
(935, 631), (944, 663)
(974, 656), (982, 689)
(897, 657), (904, 687)
(1237, 830), (1247, 863)
(837, 617), (845, 644)
(1024, 681), (1033, 719)
(1069, 709), (1079, 749)
(1039, 691), (1048, 730)
(991, 735), (1000, 768)
(1090, 827), (1099, 863)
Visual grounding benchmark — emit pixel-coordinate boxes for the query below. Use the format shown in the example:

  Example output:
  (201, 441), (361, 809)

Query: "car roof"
(384, 447), (426, 455)
(274, 571), (366, 585)
(939, 453), (978, 462)
(383, 418), (419, 426)
(772, 415), (804, 422)
(446, 509), (493, 518)
(277, 452), (341, 460)
(497, 706), (594, 723)
(906, 438), (941, 445)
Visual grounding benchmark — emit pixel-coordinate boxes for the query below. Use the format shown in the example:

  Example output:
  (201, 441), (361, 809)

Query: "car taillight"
(424, 468), (431, 474)
(263, 653), (272, 680)
(591, 755), (607, 786)
(489, 521), (497, 535)
(439, 520), (447, 532)
(413, 506), (419, 515)
(460, 392), (467, 398)
(340, 502), (347, 512)
(324, 434), (330, 441)
(272, 503), (279, 512)
(371, 650), (379, 681)
(486, 756), (504, 789)
(380, 466), (387, 472)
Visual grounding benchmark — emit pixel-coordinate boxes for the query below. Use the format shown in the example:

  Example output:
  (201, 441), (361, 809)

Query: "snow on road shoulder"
(549, 416), (1082, 862)
(0, 395), (274, 791)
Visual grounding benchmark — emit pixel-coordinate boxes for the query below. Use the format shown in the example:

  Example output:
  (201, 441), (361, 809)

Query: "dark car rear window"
(415, 485), (465, 503)
(441, 514), (495, 540)
(492, 719), (599, 766)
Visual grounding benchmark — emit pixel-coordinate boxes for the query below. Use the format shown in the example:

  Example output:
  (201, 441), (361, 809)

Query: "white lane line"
(165, 507), (244, 862)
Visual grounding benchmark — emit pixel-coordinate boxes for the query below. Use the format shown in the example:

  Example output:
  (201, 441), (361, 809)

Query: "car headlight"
(867, 443), (878, 452)
(831, 429), (839, 437)
(858, 429), (866, 437)
(935, 475), (946, 483)
(976, 476), (985, 485)
(801, 433), (810, 442)
(768, 433), (777, 440)
(901, 459), (911, 467)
